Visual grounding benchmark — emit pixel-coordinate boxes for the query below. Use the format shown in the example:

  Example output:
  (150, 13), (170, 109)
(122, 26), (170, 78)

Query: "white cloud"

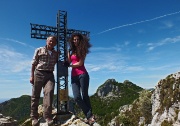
(124, 66), (144, 72)
(0, 37), (35, 49)
(91, 46), (121, 52)
(124, 41), (130, 46)
(147, 35), (180, 51)
(160, 21), (174, 29)
(137, 29), (145, 34)
(0, 45), (31, 74)
(137, 43), (144, 47)
(148, 64), (179, 71)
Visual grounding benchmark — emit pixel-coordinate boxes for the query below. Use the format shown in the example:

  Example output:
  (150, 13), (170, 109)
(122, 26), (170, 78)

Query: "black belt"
(36, 69), (53, 73)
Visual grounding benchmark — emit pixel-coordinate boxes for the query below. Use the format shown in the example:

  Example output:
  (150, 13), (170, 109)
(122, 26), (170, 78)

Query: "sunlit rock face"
(0, 113), (18, 126)
(97, 79), (120, 98)
(150, 72), (180, 126)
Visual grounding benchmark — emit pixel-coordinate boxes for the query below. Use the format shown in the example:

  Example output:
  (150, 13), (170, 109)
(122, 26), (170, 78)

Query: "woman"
(66, 33), (95, 124)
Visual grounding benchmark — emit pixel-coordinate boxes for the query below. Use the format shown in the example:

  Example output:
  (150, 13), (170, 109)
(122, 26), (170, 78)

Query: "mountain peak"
(96, 79), (143, 98)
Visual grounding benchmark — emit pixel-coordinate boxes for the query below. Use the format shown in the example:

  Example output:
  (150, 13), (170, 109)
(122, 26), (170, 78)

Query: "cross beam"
(30, 24), (90, 39)
(30, 10), (90, 124)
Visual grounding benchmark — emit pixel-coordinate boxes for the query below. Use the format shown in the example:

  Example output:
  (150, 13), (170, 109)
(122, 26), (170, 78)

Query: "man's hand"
(30, 77), (34, 84)
(63, 61), (70, 67)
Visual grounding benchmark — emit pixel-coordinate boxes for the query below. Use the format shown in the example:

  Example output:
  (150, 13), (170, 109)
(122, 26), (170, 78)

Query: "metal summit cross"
(30, 10), (90, 124)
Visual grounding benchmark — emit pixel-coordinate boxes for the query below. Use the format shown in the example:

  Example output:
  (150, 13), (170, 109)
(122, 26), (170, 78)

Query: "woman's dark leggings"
(71, 73), (92, 119)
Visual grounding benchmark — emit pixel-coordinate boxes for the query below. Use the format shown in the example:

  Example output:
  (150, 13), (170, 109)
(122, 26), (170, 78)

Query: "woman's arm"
(67, 50), (71, 63)
(70, 58), (84, 68)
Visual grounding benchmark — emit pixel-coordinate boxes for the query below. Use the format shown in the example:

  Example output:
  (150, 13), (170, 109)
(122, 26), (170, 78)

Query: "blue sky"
(1, 0), (180, 100)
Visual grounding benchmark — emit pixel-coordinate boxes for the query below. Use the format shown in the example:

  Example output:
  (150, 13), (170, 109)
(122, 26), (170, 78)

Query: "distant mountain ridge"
(0, 98), (10, 104)
(0, 78), (143, 125)
(0, 95), (32, 124)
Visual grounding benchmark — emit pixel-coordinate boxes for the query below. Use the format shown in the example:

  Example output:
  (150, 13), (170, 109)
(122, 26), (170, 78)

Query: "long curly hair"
(69, 33), (92, 59)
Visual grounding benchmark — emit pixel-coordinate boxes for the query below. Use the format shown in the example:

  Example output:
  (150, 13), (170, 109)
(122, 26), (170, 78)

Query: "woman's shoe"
(32, 118), (40, 126)
(79, 118), (89, 124)
(45, 118), (53, 126)
(83, 119), (89, 124)
(88, 116), (96, 125)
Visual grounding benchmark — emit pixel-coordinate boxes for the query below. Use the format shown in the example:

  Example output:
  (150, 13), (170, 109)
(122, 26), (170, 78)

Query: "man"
(30, 36), (59, 126)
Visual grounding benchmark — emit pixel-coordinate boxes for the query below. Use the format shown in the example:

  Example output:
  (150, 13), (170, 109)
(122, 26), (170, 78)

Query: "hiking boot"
(46, 118), (54, 126)
(88, 115), (96, 125)
(32, 118), (40, 126)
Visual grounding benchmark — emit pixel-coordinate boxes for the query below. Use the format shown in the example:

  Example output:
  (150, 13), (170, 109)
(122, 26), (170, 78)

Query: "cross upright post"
(30, 10), (90, 124)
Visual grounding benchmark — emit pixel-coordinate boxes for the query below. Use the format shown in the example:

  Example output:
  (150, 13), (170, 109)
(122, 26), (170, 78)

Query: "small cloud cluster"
(147, 35), (180, 51)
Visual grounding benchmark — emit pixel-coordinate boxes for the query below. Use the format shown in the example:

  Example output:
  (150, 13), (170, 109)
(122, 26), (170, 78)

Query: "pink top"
(71, 55), (87, 76)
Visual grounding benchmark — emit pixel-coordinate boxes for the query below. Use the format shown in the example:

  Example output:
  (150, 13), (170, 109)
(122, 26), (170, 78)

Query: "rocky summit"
(0, 113), (18, 126)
